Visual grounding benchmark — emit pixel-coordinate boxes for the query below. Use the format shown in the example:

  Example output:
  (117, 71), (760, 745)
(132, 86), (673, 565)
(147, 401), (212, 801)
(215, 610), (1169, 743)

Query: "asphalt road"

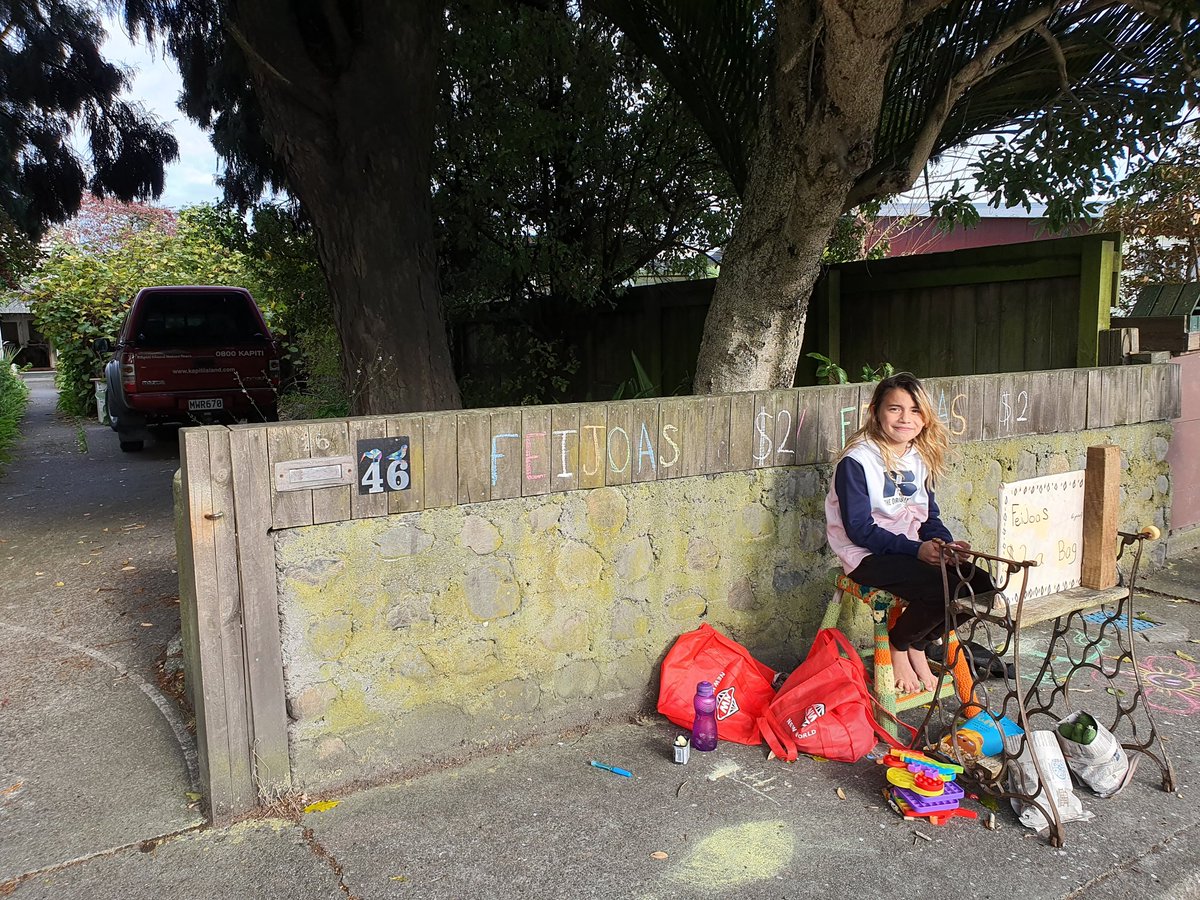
(0, 373), (202, 881)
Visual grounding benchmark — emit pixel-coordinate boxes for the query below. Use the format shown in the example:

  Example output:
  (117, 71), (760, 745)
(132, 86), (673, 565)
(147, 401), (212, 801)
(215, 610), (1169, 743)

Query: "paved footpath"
(3, 376), (1200, 898)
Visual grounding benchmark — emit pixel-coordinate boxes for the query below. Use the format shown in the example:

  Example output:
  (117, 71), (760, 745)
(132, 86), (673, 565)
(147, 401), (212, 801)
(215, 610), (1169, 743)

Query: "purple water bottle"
(692, 681), (718, 751)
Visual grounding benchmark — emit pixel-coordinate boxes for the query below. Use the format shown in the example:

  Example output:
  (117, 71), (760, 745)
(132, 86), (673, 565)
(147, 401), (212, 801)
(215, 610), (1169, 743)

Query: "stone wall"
(274, 423), (1172, 791)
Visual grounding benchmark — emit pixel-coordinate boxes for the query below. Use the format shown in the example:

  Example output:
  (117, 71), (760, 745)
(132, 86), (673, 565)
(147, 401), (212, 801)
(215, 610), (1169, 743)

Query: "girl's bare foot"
(908, 648), (938, 692)
(890, 642), (923, 694)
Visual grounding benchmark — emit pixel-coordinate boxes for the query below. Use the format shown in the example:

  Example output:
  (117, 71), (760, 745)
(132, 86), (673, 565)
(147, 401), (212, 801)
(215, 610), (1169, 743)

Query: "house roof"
(1131, 284), (1200, 317)
(0, 298), (32, 315)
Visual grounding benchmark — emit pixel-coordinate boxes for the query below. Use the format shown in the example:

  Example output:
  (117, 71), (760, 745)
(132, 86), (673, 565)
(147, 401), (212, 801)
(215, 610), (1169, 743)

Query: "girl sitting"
(824, 372), (993, 694)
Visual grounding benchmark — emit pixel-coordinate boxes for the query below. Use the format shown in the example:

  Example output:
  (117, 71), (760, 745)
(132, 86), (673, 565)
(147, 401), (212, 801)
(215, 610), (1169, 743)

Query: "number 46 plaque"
(357, 437), (411, 494)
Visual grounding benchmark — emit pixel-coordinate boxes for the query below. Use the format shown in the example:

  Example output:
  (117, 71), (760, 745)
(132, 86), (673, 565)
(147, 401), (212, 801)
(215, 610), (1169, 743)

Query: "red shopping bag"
(657, 624), (778, 745)
(757, 628), (912, 762)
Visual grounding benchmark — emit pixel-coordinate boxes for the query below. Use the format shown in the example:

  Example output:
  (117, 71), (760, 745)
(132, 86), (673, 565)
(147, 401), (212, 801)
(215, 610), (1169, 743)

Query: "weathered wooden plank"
(1064, 369), (1090, 432)
(750, 390), (776, 469)
(997, 283), (1027, 375)
(1048, 277), (1081, 368)
(266, 424), (313, 529)
(489, 408), (522, 500)
(206, 428), (255, 814)
(948, 284), (976, 375)
(1098, 367), (1125, 427)
(422, 412), (460, 508)
(1081, 445), (1121, 589)
(728, 392), (757, 472)
(956, 375), (988, 443)
(386, 416), (424, 514)
(522, 406), (554, 495)
(1121, 365), (1145, 427)
(767, 389), (799, 467)
(308, 420), (351, 525)
(926, 377), (971, 443)
(1025, 371), (1058, 434)
(549, 404), (580, 492)
(577, 403), (607, 490)
(1111, 316), (1197, 354)
(974, 281), (1002, 374)
(657, 398), (689, 479)
(604, 401), (634, 486)
(815, 385), (863, 462)
(979, 374), (1005, 441)
(1015, 584), (1127, 628)
(347, 417), (390, 519)
(455, 411), (492, 505)
(1085, 368), (1105, 430)
(227, 426), (291, 796)
(179, 427), (236, 818)
(1161, 362), (1182, 421)
(792, 387), (820, 465)
(702, 394), (732, 474)
(627, 400), (659, 484)
(1023, 281), (1053, 371)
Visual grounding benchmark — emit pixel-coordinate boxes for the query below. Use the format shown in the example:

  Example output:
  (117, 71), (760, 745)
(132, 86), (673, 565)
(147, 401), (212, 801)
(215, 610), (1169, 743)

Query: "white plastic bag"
(1006, 730), (1093, 832)
(1055, 710), (1132, 799)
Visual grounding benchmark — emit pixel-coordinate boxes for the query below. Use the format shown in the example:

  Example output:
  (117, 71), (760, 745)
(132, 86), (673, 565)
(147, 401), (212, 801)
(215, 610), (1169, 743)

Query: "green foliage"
(0, 211), (42, 289)
(0, 349), (31, 472)
(437, 0), (736, 405)
(1102, 127), (1200, 310)
(611, 352), (657, 400)
(807, 352), (848, 385)
(21, 205), (264, 416)
(822, 200), (892, 264)
(458, 327), (580, 409)
(807, 352), (894, 384)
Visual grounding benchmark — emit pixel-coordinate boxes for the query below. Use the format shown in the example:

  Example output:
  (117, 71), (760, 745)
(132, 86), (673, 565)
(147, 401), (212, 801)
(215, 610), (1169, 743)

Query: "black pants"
(847, 554), (995, 651)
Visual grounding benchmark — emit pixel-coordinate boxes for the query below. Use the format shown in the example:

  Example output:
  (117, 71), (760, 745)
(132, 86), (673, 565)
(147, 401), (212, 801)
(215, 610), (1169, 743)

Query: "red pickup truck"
(96, 286), (282, 451)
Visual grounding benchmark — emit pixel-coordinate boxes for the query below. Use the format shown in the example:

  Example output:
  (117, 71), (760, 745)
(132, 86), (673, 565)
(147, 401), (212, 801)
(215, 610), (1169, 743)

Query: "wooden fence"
(454, 233), (1122, 399)
(178, 363), (1178, 818)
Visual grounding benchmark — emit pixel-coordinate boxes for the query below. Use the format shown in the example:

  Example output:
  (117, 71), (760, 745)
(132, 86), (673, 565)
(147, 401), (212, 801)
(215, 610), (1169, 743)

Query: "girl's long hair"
(839, 372), (949, 485)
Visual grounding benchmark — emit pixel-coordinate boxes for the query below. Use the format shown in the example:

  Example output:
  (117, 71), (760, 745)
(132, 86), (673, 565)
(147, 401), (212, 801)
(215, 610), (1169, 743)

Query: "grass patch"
(0, 353), (30, 474)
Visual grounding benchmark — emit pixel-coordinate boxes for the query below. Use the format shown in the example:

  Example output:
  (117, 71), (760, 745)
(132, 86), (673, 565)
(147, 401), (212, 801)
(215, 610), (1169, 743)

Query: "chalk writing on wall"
(997, 470), (1086, 602)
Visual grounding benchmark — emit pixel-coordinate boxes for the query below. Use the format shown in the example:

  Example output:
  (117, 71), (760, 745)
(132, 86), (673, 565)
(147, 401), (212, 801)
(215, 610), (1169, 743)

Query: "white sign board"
(997, 471), (1086, 603)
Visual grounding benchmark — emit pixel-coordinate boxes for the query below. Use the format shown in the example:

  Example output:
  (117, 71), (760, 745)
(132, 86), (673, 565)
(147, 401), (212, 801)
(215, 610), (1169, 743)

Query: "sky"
(100, 17), (225, 210)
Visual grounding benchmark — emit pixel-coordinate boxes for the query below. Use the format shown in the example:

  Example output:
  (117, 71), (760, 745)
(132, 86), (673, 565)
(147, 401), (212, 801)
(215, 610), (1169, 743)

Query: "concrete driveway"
(0, 372), (202, 881)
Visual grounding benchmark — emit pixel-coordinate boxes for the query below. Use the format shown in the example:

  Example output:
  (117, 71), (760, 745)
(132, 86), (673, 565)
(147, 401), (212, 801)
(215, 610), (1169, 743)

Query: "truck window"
(133, 292), (263, 348)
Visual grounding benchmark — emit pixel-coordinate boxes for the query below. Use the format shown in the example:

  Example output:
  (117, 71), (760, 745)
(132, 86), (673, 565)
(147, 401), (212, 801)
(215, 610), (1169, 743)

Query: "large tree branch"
(845, 0), (1121, 207)
(898, 0), (956, 32)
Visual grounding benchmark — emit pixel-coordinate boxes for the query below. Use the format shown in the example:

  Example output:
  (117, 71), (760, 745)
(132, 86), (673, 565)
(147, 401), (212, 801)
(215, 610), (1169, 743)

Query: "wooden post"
(1077, 238), (1116, 368)
(1081, 445), (1121, 589)
(1097, 327), (1139, 366)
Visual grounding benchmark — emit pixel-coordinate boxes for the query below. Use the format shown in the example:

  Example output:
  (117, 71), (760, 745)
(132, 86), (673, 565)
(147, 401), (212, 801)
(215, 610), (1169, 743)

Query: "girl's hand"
(917, 541), (944, 565)
(945, 540), (972, 563)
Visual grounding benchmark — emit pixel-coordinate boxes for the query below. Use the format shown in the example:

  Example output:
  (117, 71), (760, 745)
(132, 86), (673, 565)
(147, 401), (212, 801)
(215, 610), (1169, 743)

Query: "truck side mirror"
(93, 338), (112, 355)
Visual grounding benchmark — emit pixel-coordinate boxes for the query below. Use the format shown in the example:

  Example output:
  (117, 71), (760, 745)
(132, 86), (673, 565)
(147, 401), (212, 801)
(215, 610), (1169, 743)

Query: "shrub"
(0, 349), (30, 471)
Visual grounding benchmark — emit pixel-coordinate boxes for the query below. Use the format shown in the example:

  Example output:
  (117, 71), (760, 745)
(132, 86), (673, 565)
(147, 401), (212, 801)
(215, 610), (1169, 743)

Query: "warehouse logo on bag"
(715, 687), (740, 720)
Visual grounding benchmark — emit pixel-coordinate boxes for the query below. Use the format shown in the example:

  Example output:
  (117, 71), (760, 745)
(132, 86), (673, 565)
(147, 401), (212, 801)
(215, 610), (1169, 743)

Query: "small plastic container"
(673, 736), (691, 764)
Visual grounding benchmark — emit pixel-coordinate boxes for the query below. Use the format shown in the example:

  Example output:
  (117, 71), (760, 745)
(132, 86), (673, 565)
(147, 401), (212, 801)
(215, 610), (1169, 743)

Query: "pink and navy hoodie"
(824, 440), (953, 574)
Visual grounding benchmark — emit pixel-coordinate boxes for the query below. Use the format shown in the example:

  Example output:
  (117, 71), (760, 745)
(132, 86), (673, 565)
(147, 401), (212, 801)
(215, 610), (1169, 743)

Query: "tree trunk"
(234, 1), (461, 415)
(694, 0), (904, 394)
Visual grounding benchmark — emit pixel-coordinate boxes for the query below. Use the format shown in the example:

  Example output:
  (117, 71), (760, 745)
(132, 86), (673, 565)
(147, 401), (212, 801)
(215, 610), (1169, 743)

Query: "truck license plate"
(188, 398), (224, 411)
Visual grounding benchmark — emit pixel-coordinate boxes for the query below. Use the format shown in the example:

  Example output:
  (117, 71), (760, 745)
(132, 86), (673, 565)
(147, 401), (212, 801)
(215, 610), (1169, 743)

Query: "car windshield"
(132, 292), (264, 348)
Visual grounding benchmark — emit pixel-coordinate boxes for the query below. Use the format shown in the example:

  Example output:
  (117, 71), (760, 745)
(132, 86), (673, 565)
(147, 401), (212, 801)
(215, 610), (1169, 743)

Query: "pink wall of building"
(1168, 351), (1200, 536)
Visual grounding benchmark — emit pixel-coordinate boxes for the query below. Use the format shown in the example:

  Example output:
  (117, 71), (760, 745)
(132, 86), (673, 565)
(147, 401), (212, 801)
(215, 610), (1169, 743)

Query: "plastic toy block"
(892, 780), (964, 814)
(888, 748), (962, 778)
(886, 766), (945, 796)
